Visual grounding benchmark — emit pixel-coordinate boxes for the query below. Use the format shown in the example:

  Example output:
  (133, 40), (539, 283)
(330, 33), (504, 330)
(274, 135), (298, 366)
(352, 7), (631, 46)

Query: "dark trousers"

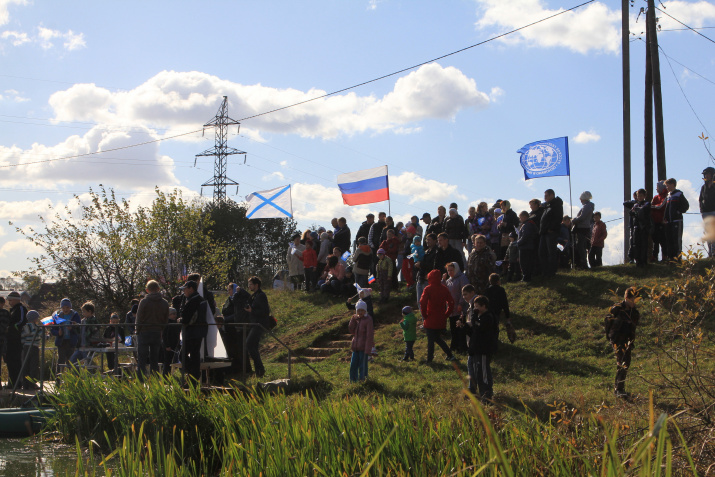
(349, 351), (368, 382)
(539, 231), (559, 277)
(246, 326), (265, 376)
(588, 246), (603, 268)
(468, 354), (493, 399)
(614, 344), (632, 393)
(137, 331), (162, 380)
(6, 340), (22, 386)
(519, 248), (536, 281)
(633, 228), (650, 267)
(403, 340), (415, 360)
(425, 328), (452, 362)
(448, 316), (467, 353)
(21, 345), (39, 389)
(56, 340), (74, 373)
(665, 221), (683, 260)
(304, 268), (316, 291)
(574, 229), (591, 268)
(162, 348), (177, 375)
(183, 337), (203, 382)
(652, 223), (666, 260)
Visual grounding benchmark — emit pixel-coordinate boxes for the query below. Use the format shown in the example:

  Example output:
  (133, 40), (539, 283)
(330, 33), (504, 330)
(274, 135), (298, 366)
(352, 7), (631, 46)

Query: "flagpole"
(568, 174), (575, 270)
(387, 165), (391, 216)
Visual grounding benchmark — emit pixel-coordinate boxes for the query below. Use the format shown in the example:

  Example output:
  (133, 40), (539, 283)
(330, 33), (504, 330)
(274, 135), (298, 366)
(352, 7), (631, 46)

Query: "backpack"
(679, 195), (690, 214)
(356, 251), (372, 270)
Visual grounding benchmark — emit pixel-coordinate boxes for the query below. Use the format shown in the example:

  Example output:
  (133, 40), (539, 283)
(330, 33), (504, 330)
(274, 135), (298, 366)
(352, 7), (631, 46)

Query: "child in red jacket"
(419, 269), (457, 363)
(302, 238), (319, 291)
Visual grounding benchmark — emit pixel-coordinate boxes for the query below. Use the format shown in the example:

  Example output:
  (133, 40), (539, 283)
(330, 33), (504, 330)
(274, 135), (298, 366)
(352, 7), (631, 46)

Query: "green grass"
(45, 260), (715, 474)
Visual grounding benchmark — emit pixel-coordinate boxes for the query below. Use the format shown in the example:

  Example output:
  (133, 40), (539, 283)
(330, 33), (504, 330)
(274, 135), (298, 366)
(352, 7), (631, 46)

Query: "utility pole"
(195, 96), (246, 205)
(622, 0), (632, 263)
(644, 16), (654, 199)
(647, 0), (667, 180)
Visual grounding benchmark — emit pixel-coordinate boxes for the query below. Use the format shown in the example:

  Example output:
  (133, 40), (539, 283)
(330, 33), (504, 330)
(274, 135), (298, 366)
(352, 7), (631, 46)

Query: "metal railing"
(10, 321), (320, 399)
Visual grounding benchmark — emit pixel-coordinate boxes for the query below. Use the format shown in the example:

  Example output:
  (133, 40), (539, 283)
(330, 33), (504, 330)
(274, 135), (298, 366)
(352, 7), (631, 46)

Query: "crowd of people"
(291, 170), (713, 399)
(0, 273), (273, 389)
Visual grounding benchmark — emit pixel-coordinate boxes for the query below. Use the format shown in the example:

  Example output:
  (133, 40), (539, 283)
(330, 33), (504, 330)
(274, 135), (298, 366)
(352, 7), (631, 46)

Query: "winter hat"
(401, 306), (413, 315)
(356, 300), (368, 312)
(494, 208), (502, 215)
(580, 191), (593, 201)
(355, 283), (372, 297)
(449, 208), (458, 215)
(26, 310), (40, 322)
(656, 181), (666, 192)
(7, 291), (21, 300)
(406, 225), (416, 235)
(413, 235), (422, 244)
(60, 298), (72, 308)
(377, 248), (386, 255)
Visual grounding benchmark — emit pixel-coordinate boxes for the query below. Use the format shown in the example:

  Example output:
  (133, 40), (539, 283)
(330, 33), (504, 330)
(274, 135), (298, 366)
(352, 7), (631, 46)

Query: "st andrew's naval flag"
(246, 185), (293, 219)
(337, 166), (389, 206)
(517, 137), (570, 180)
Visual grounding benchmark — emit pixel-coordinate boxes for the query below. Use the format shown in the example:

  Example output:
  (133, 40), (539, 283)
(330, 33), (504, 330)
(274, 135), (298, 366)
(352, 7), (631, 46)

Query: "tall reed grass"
(50, 372), (697, 476)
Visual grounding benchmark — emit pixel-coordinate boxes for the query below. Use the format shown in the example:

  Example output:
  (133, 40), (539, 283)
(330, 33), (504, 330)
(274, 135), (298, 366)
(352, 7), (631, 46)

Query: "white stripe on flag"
(337, 165), (387, 184)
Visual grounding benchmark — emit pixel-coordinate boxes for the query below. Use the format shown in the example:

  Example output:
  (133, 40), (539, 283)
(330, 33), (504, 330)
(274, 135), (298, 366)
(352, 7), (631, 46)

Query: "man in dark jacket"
(6, 291), (27, 387)
(136, 280), (169, 379)
(187, 273), (216, 315)
(354, 214), (374, 251)
(517, 211), (539, 282)
(605, 288), (640, 398)
(0, 297), (9, 389)
(624, 189), (651, 267)
(221, 283), (253, 374)
(459, 290), (498, 401)
(664, 178), (689, 261)
(368, 212), (387, 275)
(245, 276), (270, 377)
(333, 217), (351, 256)
(416, 233), (439, 308)
(179, 280), (206, 382)
(539, 189), (564, 277)
(445, 207), (466, 252)
(700, 167), (715, 257)
(435, 233), (465, 274)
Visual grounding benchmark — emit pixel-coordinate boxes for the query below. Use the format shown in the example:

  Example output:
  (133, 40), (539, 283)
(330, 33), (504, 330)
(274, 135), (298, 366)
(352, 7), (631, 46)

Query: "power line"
(654, 6), (715, 45)
(658, 43), (712, 142)
(235, 0), (596, 123)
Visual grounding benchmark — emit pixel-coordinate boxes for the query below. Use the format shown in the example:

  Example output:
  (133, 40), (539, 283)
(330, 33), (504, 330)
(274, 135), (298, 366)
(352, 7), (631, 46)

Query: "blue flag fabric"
(517, 137), (570, 180)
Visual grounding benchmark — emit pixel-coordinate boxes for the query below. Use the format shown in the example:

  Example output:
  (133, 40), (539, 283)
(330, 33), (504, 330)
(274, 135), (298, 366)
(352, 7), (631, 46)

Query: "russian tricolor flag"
(337, 166), (389, 206)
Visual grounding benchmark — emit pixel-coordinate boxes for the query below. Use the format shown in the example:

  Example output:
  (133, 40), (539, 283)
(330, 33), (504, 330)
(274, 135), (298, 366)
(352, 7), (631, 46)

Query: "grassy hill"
(259, 263), (683, 418)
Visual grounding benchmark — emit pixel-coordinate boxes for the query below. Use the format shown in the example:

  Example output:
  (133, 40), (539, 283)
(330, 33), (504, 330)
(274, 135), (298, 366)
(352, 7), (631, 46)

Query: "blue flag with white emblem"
(246, 185), (293, 219)
(517, 136), (570, 180)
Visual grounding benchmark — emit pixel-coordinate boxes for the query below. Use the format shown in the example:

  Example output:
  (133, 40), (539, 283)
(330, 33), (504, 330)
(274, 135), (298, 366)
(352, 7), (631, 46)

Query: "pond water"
(0, 438), (79, 476)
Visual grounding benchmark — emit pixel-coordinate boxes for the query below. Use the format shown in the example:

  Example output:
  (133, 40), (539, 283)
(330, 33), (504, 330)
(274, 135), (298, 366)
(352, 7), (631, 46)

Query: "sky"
(1, 0), (714, 277)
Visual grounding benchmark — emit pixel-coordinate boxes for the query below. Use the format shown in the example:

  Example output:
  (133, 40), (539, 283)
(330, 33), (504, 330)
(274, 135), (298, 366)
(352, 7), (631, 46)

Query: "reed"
(49, 372), (696, 476)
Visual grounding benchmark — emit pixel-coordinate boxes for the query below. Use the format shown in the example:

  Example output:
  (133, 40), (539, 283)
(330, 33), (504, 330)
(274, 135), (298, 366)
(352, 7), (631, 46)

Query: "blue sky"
(1, 0), (714, 275)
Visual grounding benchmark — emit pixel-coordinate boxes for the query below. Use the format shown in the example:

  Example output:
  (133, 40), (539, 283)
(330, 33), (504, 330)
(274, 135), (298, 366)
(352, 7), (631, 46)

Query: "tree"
(205, 201), (297, 285)
(136, 189), (231, 296)
(15, 186), (147, 317)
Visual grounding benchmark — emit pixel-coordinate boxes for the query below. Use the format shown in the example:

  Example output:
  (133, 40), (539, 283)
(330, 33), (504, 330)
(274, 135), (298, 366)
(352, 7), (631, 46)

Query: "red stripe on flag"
(341, 188), (389, 206)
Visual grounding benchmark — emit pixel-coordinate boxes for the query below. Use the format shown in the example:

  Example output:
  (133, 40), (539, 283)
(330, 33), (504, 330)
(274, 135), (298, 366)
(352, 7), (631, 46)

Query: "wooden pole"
(644, 16), (654, 200)
(622, 0), (632, 263)
(648, 0), (667, 180)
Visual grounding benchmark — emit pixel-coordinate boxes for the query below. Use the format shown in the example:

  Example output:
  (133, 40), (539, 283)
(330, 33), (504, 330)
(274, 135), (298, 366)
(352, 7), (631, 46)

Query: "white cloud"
(0, 238), (39, 258)
(1, 89), (29, 102)
(0, 198), (53, 220)
(573, 130), (601, 144)
(279, 160), (288, 167)
(659, 1), (715, 30)
(390, 171), (466, 204)
(0, 0), (27, 26)
(48, 65), (493, 139)
(603, 221), (625, 265)
(262, 171), (285, 181)
(0, 25), (86, 51)
(291, 182), (374, 225)
(0, 124), (179, 189)
(475, 0), (622, 54)
(1, 30), (29, 46)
